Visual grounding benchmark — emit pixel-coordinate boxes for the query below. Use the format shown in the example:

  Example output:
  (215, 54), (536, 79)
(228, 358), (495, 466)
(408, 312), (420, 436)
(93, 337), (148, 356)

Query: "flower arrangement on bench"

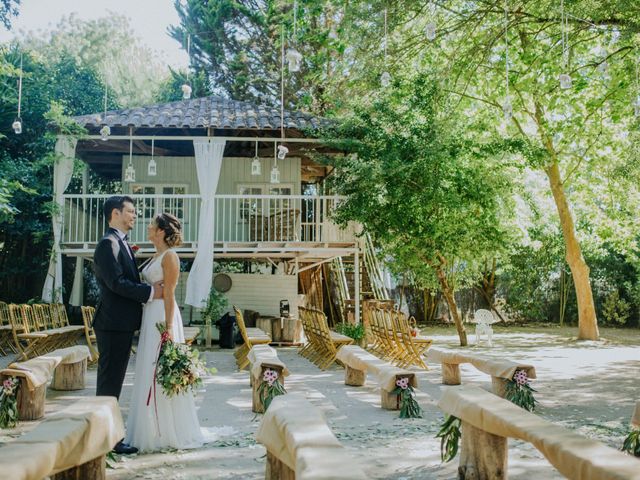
(0, 376), (19, 428)
(257, 367), (286, 410)
(505, 369), (537, 412)
(392, 377), (422, 419)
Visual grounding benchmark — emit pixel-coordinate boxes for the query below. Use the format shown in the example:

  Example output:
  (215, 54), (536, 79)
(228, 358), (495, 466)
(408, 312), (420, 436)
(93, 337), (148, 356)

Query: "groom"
(93, 195), (163, 454)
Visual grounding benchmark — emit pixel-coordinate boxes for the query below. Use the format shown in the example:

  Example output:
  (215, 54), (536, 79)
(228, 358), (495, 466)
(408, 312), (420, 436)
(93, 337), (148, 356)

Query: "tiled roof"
(73, 96), (326, 131)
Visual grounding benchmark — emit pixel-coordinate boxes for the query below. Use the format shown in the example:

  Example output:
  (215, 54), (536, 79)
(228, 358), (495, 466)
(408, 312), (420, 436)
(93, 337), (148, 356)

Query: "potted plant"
(335, 322), (366, 348)
(201, 287), (229, 348)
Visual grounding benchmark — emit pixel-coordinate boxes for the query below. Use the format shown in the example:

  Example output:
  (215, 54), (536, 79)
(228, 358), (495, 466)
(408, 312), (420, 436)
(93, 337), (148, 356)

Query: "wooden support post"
(51, 454), (106, 480)
(458, 421), (507, 480)
(51, 359), (87, 391)
(491, 377), (508, 398)
(344, 365), (366, 386)
(252, 364), (285, 414)
(441, 363), (461, 385)
(265, 450), (295, 480)
(17, 381), (46, 420)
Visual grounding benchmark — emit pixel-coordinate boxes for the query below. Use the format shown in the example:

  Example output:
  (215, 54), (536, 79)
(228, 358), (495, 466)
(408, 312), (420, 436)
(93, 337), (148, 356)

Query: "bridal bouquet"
(153, 323), (213, 398)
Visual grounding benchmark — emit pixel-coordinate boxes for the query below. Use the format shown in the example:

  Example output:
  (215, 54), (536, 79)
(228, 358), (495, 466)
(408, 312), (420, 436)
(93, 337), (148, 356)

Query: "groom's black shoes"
(113, 441), (138, 455)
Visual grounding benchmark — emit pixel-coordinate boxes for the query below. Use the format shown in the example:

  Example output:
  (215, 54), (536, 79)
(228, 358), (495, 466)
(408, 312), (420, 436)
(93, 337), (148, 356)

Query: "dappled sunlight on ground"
(0, 325), (637, 478)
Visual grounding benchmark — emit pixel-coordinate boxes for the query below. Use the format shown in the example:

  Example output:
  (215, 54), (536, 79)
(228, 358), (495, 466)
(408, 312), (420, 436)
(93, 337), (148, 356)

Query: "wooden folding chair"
(81, 306), (99, 363)
(0, 301), (17, 355)
(9, 304), (52, 360)
(233, 306), (271, 370)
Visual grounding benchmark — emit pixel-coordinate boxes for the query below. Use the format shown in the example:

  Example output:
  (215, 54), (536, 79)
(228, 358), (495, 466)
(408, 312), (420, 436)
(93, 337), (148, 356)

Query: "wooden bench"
(438, 385), (640, 480)
(336, 345), (418, 410)
(248, 344), (290, 413)
(256, 394), (368, 479)
(0, 345), (91, 420)
(0, 396), (125, 480)
(426, 347), (536, 397)
(233, 306), (271, 370)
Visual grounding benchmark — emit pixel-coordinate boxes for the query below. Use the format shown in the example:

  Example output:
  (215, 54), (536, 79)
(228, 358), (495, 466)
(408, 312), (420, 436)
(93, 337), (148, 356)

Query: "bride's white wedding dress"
(125, 249), (204, 452)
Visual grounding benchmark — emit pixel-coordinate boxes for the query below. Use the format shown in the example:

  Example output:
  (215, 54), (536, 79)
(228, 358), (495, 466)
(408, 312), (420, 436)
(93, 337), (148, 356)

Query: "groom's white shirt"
(113, 227), (154, 304)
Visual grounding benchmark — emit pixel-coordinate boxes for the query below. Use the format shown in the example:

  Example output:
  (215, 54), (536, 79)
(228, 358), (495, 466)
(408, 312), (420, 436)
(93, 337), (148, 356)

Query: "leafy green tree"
(0, 0), (19, 29)
(20, 14), (167, 107)
(170, 0), (352, 112)
(330, 0), (640, 339)
(325, 73), (515, 345)
(0, 45), (108, 301)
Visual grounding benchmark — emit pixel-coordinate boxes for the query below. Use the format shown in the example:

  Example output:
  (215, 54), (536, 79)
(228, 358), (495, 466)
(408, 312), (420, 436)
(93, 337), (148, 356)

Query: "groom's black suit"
(93, 227), (152, 399)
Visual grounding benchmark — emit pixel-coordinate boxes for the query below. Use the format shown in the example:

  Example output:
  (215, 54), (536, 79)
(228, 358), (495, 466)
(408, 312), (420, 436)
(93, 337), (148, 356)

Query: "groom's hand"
(152, 281), (164, 299)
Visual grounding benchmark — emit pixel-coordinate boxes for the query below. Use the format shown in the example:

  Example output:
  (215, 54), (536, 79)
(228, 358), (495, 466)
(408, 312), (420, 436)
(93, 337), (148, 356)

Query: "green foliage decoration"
(391, 377), (422, 419)
(621, 429), (640, 457)
(335, 322), (365, 341)
(256, 368), (287, 411)
(436, 414), (461, 463)
(0, 376), (20, 429)
(505, 370), (537, 412)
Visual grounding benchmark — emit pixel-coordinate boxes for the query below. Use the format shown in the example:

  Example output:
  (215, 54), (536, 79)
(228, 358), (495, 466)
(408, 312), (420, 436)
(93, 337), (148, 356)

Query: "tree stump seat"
(438, 385), (640, 480)
(247, 345), (289, 413)
(256, 394), (367, 480)
(0, 345), (91, 420)
(336, 345), (418, 411)
(426, 347), (536, 398)
(0, 396), (125, 480)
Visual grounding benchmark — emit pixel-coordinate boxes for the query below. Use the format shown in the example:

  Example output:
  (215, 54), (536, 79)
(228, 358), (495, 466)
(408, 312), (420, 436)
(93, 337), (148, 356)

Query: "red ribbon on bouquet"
(147, 330), (172, 437)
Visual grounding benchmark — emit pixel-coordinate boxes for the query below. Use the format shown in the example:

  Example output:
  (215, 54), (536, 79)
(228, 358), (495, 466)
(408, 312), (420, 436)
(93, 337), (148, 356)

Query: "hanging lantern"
(181, 84), (192, 99)
(124, 164), (136, 183)
(125, 137), (136, 182)
(270, 164), (281, 184)
(148, 158), (157, 176)
(12, 118), (22, 134)
(148, 138), (157, 176)
(286, 48), (303, 72)
(424, 22), (436, 41)
(100, 125), (111, 141)
(503, 97), (513, 120)
(277, 144), (289, 160)
(381, 71), (392, 88)
(559, 73), (572, 89)
(251, 157), (261, 175)
(251, 141), (261, 175)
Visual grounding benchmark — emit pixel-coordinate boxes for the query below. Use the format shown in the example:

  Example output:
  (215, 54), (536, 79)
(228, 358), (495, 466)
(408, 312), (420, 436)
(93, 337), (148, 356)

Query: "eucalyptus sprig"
(621, 429), (640, 457)
(436, 415), (461, 463)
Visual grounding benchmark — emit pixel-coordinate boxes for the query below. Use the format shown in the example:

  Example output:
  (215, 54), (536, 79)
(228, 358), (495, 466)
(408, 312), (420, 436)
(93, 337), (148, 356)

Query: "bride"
(125, 212), (204, 451)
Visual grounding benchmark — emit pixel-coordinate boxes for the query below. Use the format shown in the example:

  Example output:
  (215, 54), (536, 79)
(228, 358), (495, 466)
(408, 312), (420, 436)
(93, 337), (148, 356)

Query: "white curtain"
(185, 138), (226, 308)
(42, 136), (78, 302)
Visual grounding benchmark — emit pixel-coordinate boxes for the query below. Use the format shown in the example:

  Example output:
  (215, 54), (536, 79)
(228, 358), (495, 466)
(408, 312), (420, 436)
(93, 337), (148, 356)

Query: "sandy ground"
(1, 325), (638, 479)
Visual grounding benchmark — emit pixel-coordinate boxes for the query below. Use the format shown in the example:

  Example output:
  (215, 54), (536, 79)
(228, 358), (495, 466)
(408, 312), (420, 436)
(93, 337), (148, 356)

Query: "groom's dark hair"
(104, 195), (135, 222)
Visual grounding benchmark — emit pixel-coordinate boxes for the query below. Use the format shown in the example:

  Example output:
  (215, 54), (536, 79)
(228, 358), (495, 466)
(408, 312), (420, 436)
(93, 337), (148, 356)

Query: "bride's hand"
(165, 326), (173, 341)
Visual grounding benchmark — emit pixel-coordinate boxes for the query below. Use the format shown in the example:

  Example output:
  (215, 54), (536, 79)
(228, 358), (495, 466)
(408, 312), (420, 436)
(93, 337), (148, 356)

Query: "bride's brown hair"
(155, 213), (183, 247)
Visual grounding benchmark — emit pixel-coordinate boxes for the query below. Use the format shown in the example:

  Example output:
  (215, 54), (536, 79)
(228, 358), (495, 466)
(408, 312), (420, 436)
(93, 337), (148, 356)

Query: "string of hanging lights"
(181, 34), (193, 99)
(559, 0), (572, 89)
(503, 1), (512, 121)
(12, 53), (23, 134)
(424, 1), (436, 41)
(100, 82), (111, 141)
(381, 8), (391, 88)
(124, 129), (136, 182)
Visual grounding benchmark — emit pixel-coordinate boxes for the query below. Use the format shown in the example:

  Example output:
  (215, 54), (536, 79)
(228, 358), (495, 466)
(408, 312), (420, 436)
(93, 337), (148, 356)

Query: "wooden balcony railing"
(60, 194), (357, 247)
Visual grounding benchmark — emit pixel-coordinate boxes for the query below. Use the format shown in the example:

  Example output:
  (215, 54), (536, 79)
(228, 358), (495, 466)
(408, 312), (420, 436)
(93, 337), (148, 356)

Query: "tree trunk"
(545, 162), (599, 340)
(435, 258), (467, 346)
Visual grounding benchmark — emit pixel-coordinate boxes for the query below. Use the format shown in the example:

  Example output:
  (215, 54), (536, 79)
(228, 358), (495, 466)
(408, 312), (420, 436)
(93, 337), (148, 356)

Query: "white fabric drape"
(185, 138), (226, 307)
(42, 136), (77, 303)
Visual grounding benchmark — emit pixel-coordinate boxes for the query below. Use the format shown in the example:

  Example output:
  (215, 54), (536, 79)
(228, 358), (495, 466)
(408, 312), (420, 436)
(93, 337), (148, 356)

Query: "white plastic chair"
(474, 309), (497, 347)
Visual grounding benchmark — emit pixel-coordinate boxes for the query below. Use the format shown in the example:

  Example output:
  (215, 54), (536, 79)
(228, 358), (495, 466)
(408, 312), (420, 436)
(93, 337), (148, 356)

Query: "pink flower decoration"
(3, 379), (12, 390)
(396, 377), (410, 390)
(513, 370), (529, 386)
(263, 368), (278, 386)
